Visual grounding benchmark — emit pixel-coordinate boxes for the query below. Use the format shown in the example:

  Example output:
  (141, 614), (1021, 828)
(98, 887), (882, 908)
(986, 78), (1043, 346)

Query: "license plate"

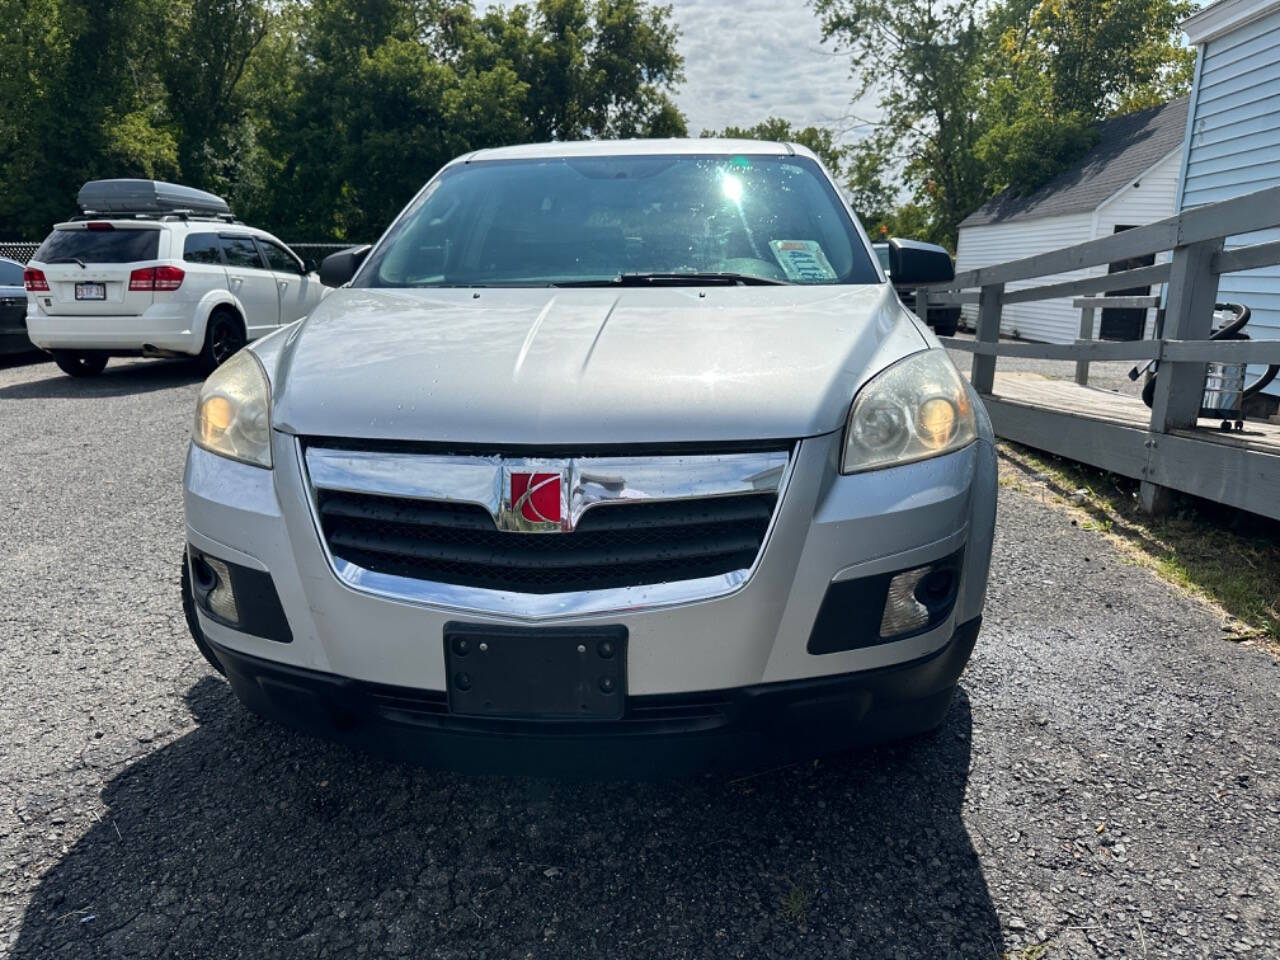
(444, 624), (627, 719)
(75, 282), (106, 301)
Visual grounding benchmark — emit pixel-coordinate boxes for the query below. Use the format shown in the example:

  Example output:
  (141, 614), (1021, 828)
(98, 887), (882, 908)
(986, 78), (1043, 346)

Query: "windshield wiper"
(553, 272), (790, 287)
(48, 257), (87, 269)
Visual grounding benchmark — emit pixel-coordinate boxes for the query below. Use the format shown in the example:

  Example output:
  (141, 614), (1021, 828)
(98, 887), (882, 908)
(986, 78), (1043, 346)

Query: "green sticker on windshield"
(770, 240), (837, 282)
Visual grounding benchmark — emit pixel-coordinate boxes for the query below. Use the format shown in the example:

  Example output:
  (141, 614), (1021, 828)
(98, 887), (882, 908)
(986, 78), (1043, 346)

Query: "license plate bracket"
(444, 623), (627, 719)
(75, 282), (106, 301)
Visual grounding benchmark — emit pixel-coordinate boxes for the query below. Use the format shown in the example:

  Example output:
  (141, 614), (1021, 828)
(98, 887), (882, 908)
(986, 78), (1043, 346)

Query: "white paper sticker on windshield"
(770, 240), (837, 282)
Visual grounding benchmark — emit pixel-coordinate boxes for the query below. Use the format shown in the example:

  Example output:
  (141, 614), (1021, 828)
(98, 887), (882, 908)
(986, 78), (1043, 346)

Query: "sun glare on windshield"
(358, 154), (879, 288)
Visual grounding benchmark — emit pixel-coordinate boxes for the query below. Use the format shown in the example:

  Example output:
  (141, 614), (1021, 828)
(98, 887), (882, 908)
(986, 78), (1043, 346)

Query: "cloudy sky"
(666, 0), (875, 139)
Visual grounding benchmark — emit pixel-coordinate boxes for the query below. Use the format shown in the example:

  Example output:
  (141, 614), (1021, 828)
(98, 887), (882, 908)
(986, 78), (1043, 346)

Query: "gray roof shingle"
(959, 98), (1189, 229)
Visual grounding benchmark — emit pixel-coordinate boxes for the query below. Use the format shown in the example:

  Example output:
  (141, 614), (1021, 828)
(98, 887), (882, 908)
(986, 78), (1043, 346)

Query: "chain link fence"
(0, 241), (362, 266)
(0, 242), (39, 264)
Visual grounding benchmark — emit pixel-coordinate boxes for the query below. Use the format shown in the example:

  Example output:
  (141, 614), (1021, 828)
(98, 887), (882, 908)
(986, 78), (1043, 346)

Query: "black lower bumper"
(206, 617), (981, 778)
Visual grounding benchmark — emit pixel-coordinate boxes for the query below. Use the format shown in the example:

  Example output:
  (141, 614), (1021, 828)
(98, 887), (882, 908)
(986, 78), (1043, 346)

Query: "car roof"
(456, 138), (818, 165)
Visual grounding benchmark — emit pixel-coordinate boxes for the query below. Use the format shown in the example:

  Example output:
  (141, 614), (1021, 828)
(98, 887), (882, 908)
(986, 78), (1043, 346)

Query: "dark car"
(874, 240), (961, 336)
(0, 257), (33, 354)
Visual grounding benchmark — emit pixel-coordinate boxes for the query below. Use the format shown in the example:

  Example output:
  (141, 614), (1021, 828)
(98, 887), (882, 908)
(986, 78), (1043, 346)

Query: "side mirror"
(302, 257), (318, 274)
(887, 238), (954, 285)
(319, 244), (372, 287)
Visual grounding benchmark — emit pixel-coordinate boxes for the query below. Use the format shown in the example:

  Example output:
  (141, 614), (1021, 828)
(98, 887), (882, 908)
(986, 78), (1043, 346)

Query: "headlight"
(193, 350), (272, 468)
(842, 349), (976, 473)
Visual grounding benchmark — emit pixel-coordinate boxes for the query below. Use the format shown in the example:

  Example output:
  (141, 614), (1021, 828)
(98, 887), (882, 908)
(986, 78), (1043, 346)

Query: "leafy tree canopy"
(0, 0), (686, 239)
(816, 0), (1195, 246)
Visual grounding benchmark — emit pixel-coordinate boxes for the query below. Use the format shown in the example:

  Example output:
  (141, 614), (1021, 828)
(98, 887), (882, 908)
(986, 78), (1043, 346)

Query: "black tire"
(52, 350), (109, 378)
(181, 550), (227, 676)
(198, 309), (246, 373)
(931, 319), (958, 337)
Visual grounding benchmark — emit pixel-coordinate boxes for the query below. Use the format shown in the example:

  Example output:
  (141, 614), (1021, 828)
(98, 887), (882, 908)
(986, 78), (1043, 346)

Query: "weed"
(780, 885), (809, 925)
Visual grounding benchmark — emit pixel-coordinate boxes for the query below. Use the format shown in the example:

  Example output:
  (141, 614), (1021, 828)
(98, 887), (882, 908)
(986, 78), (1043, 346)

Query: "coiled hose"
(1140, 303), (1279, 408)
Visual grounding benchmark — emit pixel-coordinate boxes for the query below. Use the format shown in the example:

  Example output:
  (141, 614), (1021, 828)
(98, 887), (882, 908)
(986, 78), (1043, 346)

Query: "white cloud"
(668, 0), (876, 140)
(486, 0), (879, 143)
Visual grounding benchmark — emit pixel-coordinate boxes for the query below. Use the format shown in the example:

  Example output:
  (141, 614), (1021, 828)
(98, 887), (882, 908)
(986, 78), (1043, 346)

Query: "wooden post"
(971, 282), (1004, 395)
(915, 287), (930, 326)
(1140, 238), (1223, 514)
(1074, 303), (1096, 386)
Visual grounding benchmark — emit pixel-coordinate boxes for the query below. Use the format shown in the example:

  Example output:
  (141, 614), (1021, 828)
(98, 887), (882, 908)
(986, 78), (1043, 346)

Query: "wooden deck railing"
(914, 184), (1280, 515)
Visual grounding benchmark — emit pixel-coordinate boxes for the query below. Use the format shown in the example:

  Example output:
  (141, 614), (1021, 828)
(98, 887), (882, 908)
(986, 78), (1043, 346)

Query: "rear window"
(184, 233), (224, 264)
(35, 227), (160, 264)
(0, 260), (22, 286)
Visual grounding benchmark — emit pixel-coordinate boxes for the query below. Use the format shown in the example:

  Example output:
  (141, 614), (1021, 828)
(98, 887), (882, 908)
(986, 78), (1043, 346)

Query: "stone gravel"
(2, 352), (1278, 959)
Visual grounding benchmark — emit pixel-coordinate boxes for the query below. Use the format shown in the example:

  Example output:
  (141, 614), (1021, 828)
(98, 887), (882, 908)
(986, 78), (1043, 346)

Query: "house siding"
(954, 213), (1094, 342)
(1181, 4), (1280, 375)
(954, 150), (1180, 345)
(1091, 149), (1183, 340)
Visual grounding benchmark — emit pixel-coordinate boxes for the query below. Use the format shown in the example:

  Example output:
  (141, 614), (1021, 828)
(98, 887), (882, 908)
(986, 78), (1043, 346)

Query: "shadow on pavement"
(0, 350), (49, 372)
(0, 357), (202, 399)
(12, 678), (1000, 958)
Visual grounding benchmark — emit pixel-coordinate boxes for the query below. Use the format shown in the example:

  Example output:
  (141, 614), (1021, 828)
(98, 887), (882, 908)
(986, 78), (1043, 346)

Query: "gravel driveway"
(2, 353), (1278, 959)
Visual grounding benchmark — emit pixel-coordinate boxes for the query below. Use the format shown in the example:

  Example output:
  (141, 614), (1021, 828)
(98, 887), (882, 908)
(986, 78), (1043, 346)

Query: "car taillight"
(23, 268), (49, 292)
(85, 222), (114, 231)
(128, 266), (185, 291)
(154, 265), (184, 291)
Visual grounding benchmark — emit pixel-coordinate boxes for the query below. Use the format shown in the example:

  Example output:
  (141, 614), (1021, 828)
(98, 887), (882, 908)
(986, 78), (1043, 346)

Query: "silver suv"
(180, 140), (997, 776)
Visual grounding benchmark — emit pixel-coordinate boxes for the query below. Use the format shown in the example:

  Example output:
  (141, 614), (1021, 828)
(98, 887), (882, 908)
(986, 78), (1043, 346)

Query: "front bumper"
(184, 418), (997, 772)
(205, 616), (981, 777)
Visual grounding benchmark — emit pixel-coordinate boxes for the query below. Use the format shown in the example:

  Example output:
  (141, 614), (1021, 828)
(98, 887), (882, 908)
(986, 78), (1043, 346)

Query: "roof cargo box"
(77, 179), (231, 217)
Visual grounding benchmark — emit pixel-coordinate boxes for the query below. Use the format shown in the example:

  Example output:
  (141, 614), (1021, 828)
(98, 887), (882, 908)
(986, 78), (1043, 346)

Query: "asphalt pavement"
(2, 352), (1278, 959)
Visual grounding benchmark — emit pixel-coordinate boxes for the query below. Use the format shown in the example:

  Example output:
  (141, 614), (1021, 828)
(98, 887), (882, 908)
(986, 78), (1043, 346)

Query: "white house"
(1179, 0), (1280, 400)
(954, 98), (1188, 343)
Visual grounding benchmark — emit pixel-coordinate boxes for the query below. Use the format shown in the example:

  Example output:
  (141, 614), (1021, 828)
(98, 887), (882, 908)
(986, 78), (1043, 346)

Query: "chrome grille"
(317, 488), (777, 593)
(302, 444), (792, 617)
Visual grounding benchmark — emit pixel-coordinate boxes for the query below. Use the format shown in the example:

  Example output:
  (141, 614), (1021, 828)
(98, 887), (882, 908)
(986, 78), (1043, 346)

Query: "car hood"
(268, 285), (927, 446)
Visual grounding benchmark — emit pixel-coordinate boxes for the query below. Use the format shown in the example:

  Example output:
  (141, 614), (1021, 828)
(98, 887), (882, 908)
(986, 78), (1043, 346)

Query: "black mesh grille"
(315, 489), (778, 593)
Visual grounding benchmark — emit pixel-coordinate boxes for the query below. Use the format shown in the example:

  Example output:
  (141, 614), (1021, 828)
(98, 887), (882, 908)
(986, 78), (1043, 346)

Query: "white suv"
(25, 199), (327, 377)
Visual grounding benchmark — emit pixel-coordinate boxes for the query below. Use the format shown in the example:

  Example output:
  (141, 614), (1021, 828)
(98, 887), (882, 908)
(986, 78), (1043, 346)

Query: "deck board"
(988, 372), (1280, 456)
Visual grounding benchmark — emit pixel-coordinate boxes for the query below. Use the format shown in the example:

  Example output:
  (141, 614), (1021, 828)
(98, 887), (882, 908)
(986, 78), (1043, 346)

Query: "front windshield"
(357, 154), (879, 287)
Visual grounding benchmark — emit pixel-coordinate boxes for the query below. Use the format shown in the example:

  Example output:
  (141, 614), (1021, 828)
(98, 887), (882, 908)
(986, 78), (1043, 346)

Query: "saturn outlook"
(180, 139), (997, 776)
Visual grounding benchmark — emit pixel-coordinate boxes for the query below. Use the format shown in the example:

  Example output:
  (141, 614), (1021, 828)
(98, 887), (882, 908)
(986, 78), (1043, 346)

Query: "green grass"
(998, 441), (1280, 645)
(779, 885), (809, 925)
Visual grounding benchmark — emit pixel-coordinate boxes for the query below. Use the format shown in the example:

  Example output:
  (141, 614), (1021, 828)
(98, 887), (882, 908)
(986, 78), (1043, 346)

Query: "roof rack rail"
(68, 211), (242, 224)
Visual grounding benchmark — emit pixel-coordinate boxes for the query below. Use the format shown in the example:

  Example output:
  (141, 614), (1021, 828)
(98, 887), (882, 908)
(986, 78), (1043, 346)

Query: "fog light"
(880, 564), (958, 639)
(880, 567), (931, 637)
(194, 554), (240, 624)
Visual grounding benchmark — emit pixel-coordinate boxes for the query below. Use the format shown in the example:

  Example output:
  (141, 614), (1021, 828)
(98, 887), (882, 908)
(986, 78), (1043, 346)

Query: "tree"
(975, 0), (1196, 196)
(0, 0), (180, 236)
(813, 0), (987, 246)
(472, 0), (685, 141)
(160, 0), (272, 196)
(0, 0), (687, 239)
(813, 0), (1196, 244)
